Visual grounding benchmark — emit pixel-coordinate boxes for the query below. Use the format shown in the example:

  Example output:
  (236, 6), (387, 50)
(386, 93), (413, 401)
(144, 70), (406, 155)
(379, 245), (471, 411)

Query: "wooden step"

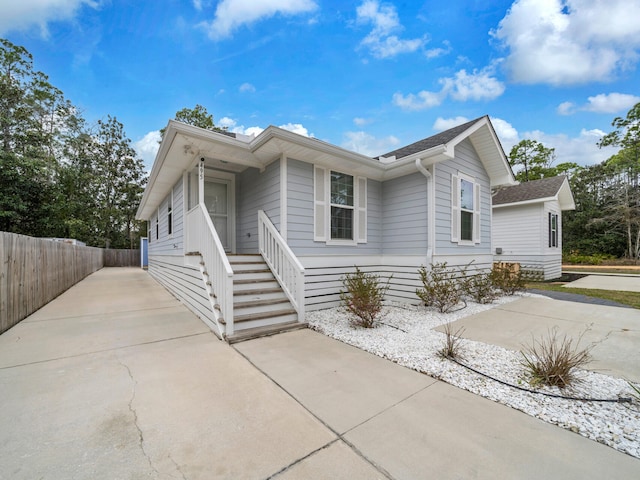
(234, 297), (290, 310)
(227, 321), (307, 344)
(233, 308), (297, 324)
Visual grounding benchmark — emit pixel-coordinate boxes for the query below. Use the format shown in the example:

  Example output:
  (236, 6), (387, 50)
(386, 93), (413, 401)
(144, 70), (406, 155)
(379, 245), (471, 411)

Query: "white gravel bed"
(307, 295), (640, 459)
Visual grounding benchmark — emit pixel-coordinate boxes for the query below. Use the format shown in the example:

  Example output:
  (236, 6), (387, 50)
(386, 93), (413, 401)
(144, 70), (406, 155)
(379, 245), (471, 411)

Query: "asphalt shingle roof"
(492, 175), (567, 205)
(378, 116), (487, 160)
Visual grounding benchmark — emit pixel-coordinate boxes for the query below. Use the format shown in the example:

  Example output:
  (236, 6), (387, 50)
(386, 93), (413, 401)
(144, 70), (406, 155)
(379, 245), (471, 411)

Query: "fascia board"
(136, 123), (178, 220)
(492, 197), (553, 208)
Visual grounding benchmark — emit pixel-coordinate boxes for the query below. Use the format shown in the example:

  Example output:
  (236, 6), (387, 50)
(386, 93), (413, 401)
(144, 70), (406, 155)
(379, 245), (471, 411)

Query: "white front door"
(204, 178), (234, 251)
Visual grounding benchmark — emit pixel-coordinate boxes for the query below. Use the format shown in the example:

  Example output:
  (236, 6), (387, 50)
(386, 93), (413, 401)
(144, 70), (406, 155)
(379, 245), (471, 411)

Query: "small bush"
(563, 252), (615, 265)
(340, 267), (390, 328)
(491, 263), (525, 295)
(520, 327), (594, 389)
(439, 322), (466, 360)
(416, 263), (463, 313)
(462, 271), (498, 304)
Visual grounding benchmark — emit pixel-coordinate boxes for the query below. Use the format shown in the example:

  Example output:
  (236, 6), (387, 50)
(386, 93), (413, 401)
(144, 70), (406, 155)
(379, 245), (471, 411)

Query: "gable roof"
(136, 116), (516, 220)
(492, 175), (575, 210)
(379, 117), (485, 160)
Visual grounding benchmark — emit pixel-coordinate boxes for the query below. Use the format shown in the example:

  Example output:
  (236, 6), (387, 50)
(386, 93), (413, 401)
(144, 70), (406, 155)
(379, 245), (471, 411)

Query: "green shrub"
(520, 327), (593, 389)
(462, 271), (498, 304)
(629, 381), (640, 402)
(491, 263), (525, 295)
(416, 263), (464, 313)
(340, 267), (390, 328)
(563, 252), (615, 265)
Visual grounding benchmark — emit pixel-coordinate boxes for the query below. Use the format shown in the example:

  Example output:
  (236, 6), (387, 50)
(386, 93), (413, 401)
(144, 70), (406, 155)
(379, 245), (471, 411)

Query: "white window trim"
(314, 166), (367, 245)
(549, 212), (559, 248)
(451, 172), (481, 246)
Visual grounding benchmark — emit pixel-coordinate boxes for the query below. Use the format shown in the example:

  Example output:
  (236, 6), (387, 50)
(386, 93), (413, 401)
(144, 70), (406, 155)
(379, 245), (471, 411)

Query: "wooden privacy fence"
(104, 248), (140, 267)
(0, 233), (142, 334)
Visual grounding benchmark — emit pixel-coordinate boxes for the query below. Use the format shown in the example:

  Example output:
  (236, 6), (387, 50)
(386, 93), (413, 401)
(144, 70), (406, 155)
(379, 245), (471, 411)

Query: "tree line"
(0, 39), (146, 248)
(508, 103), (640, 262)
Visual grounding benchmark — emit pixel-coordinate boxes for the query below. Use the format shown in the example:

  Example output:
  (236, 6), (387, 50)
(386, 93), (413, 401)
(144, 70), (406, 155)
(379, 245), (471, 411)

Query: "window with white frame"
(451, 172), (481, 244)
(314, 166), (367, 244)
(155, 209), (159, 240)
(167, 189), (173, 236)
(549, 212), (558, 248)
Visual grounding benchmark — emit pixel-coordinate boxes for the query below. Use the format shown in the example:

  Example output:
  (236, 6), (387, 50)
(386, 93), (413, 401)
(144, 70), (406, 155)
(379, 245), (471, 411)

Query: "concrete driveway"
(438, 295), (640, 382)
(1, 268), (638, 479)
(563, 273), (640, 293)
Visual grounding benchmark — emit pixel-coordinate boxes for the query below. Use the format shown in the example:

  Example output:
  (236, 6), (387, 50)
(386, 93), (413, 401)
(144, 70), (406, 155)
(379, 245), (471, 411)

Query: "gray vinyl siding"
(492, 199), (563, 280)
(236, 162), (281, 253)
(435, 139), (492, 255)
(148, 178), (184, 256)
(381, 172), (428, 255)
(286, 158), (382, 255)
(148, 255), (213, 326)
(302, 262), (425, 310)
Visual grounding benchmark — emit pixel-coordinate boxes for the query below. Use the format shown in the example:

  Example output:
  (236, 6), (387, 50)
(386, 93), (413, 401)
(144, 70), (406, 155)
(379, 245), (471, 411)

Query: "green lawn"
(526, 282), (640, 309)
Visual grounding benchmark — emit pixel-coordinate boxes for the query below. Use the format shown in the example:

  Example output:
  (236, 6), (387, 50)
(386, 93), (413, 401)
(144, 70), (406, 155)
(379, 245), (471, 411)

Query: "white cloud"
(557, 93), (640, 115)
(353, 117), (372, 126)
(239, 82), (256, 93)
(583, 93), (640, 113)
(201, 0), (318, 40)
(0, 0), (97, 36)
(557, 101), (576, 116)
(443, 68), (505, 101)
(425, 40), (452, 59)
(492, 0), (640, 85)
(356, 0), (426, 58)
(218, 117), (313, 138)
(134, 130), (161, 169)
(485, 117), (616, 167)
(278, 122), (313, 137)
(433, 116), (469, 132)
(393, 66), (505, 111)
(193, 0), (203, 10)
(490, 117), (519, 148)
(341, 131), (399, 156)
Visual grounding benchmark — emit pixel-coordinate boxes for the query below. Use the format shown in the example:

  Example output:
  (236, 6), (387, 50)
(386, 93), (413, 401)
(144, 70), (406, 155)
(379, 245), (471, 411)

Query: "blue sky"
(1, 0), (639, 170)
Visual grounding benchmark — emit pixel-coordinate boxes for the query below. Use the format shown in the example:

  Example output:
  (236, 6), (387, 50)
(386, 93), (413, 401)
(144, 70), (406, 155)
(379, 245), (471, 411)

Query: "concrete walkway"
(1, 268), (638, 479)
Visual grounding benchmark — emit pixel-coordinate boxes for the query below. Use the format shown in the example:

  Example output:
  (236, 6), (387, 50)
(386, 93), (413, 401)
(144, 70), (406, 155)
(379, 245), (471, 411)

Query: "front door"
(204, 178), (234, 251)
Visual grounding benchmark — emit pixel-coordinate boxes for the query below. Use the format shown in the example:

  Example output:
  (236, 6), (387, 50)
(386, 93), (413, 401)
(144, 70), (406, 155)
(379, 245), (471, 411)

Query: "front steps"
(226, 254), (305, 342)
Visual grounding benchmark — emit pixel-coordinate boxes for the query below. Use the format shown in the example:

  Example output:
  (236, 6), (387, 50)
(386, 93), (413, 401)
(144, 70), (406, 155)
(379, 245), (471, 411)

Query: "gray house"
(492, 175), (575, 280)
(136, 115), (515, 341)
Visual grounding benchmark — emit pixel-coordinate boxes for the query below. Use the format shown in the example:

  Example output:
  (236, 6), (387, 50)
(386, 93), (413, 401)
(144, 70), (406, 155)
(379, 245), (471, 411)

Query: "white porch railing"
(258, 210), (305, 322)
(186, 203), (234, 336)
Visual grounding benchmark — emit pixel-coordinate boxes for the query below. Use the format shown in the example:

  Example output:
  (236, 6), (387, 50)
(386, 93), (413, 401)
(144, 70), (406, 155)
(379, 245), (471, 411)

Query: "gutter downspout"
(415, 158), (435, 266)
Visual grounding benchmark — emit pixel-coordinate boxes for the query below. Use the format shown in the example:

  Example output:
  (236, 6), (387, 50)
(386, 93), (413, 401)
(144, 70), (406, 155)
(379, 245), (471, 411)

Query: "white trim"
(280, 155), (288, 241)
(203, 170), (236, 253)
(313, 166), (327, 242)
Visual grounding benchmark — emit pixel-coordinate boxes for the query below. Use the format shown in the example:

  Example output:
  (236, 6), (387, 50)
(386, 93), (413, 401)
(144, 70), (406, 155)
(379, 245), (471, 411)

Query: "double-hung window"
(451, 172), (481, 244)
(167, 189), (173, 236)
(549, 212), (558, 248)
(314, 166), (367, 244)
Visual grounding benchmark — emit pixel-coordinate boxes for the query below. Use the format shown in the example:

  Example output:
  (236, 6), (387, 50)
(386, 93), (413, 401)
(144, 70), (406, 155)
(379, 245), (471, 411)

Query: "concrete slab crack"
(119, 360), (159, 477)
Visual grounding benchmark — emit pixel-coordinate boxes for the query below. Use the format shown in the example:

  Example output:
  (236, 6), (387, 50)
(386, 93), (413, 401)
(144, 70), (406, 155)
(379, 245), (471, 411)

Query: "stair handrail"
(258, 210), (305, 322)
(187, 203), (234, 336)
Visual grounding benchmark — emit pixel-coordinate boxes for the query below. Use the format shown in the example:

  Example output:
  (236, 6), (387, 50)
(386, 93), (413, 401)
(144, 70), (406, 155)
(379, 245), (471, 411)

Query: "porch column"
(198, 158), (205, 205)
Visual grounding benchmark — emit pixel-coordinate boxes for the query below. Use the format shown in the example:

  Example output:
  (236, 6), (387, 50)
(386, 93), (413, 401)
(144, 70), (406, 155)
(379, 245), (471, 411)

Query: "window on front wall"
(155, 209), (159, 240)
(330, 171), (354, 240)
(549, 212), (558, 248)
(167, 189), (173, 236)
(451, 173), (481, 244)
(314, 166), (367, 244)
